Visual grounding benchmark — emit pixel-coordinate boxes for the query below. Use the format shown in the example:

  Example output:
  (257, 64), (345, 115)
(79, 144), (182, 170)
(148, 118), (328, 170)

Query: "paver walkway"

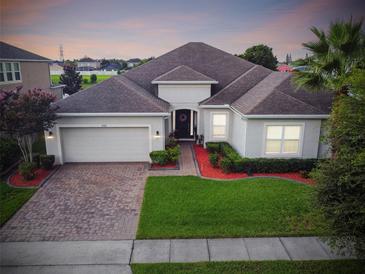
(148, 142), (198, 176)
(0, 237), (356, 273)
(0, 163), (148, 242)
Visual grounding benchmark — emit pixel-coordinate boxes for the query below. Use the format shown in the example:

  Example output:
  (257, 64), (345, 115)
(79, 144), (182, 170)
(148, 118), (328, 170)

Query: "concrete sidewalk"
(0, 237), (355, 274)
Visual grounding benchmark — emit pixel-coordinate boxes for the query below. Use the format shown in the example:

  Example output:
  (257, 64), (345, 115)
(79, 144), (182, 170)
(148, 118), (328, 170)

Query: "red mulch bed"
(9, 168), (53, 187)
(150, 162), (178, 170)
(193, 145), (314, 185)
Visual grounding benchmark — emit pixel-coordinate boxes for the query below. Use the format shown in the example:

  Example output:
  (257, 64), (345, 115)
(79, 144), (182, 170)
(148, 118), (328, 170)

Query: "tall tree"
(60, 65), (82, 95)
(293, 18), (364, 97)
(295, 18), (365, 257)
(238, 44), (278, 70)
(0, 89), (58, 162)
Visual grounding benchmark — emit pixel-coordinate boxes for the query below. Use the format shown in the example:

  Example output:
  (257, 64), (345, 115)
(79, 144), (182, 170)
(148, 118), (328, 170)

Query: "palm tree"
(293, 18), (364, 97)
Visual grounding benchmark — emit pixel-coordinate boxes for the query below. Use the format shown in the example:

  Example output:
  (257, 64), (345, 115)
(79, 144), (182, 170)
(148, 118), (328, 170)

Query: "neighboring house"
(102, 63), (121, 71)
(292, 65), (308, 72)
(77, 57), (101, 70)
(0, 41), (64, 99)
(277, 64), (293, 72)
(46, 42), (332, 164)
(127, 58), (141, 68)
(49, 61), (64, 75)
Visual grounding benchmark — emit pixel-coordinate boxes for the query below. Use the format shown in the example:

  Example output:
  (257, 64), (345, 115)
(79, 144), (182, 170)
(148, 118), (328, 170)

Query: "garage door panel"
(61, 127), (150, 162)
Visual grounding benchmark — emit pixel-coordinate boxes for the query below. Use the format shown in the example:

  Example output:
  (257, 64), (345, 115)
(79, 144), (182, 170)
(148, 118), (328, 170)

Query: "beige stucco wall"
(1, 61), (51, 92)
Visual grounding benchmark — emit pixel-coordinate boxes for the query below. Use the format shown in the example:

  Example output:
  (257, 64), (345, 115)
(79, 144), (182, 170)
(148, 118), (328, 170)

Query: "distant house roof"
(0, 41), (51, 62)
(152, 65), (218, 83)
(57, 42), (332, 115)
(127, 58), (141, 63)
(78, 57), (96, 62)
(102, 63), (120, 71)
(277, 64), (293, 72)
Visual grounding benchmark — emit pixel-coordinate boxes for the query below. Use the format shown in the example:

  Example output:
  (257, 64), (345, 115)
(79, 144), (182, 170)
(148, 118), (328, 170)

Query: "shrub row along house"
(45, 42), (332, 164)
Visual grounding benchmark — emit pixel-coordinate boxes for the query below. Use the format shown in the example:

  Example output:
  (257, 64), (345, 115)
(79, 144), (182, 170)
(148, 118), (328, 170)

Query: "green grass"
(51, 74), (112, 89)
(137, 176), (328, 239)
(0, 182), (36, 225)
(132, 260), (364, 274)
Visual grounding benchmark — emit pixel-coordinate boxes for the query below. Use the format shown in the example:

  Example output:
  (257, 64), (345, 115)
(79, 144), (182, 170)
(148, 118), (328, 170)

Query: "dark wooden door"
(175, 109), (191, 139)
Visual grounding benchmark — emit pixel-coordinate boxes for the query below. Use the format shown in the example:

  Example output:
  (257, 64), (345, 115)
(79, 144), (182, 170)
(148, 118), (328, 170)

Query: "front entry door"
(175, 109), (191, 139)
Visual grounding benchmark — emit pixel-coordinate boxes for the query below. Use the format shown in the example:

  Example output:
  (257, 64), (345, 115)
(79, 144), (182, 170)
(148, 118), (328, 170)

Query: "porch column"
(172, 110), (176, 131)
(190, 110), (194, 136)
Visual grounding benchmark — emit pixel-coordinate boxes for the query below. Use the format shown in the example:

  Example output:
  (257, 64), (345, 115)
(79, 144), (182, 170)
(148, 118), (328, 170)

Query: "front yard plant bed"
(137, 176), (328, 239)
(194, 145), (314, 184)
(132, 260), (364, 274)
(0, 181), (36, 225)
(9, 167), (56, 188)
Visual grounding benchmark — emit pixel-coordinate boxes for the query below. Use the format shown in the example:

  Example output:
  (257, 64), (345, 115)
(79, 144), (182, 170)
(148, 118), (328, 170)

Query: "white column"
(172, 110), (176, 131)
(190, 110), (194, 136)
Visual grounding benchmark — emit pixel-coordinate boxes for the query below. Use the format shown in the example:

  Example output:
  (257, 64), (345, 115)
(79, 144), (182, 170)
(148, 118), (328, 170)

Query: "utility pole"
(59, 44), (64, 62)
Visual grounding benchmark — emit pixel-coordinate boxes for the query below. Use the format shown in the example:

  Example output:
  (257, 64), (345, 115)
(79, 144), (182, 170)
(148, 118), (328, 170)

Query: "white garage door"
(61, 127), (150, 162)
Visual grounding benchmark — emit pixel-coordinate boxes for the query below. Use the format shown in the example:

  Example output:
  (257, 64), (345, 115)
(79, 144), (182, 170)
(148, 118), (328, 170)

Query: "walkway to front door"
(149, 142), (198, 176)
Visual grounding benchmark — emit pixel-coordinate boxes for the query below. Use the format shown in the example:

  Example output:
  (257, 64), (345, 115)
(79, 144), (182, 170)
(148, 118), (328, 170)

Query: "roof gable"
(123, 42), (254, 95)
(152, 65), (217, 83)
(0, 41), (50, 61)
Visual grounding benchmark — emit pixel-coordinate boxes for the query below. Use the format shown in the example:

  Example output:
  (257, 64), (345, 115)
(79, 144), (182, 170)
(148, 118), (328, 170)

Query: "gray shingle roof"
(124, 42), (254, 95)
(0, 41), (51, 61)
(152, 65), (217, 83)
(202, 65), (271, 105)
(55, 76), (169, 113)
(55, 42), (332, 115)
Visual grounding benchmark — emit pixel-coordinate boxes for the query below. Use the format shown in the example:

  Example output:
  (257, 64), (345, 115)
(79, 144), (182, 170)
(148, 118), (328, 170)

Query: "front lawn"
(137, 176), (328, 239)
(0, 182), (36, 225)
(51, 74), (113, 89)
(132, 260), (364, 274)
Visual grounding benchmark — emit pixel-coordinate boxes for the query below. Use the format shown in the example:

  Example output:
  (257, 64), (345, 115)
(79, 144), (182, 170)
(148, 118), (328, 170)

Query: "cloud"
(1, 0), (71, 28)
(225, 0), (355, 60)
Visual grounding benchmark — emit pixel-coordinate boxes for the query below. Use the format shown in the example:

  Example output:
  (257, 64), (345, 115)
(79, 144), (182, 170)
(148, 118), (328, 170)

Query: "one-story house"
(46, 42), (332, 164)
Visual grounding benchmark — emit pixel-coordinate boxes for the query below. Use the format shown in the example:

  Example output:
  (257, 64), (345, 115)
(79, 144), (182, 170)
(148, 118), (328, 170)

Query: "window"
(0, 62), (21, 83)
(212, 113), (228, 138)
(265, 125), (302, 155)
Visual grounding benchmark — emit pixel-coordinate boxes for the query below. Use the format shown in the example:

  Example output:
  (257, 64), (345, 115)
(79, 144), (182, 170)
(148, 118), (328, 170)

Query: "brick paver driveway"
(0, 163), (148, 242)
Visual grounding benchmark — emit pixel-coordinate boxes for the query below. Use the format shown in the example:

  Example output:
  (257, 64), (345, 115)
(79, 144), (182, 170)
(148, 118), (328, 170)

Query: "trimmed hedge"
(209, 153), (219, 167)
(206, 141), (318, 174)
(150, 145), (181, 165)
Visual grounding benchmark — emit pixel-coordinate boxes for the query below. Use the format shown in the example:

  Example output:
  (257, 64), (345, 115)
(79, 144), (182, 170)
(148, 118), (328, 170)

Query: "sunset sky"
(1, 0), (364, 61)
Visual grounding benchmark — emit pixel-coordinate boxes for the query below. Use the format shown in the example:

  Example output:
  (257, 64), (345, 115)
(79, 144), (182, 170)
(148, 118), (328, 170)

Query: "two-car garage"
(59, 126), (151, 163)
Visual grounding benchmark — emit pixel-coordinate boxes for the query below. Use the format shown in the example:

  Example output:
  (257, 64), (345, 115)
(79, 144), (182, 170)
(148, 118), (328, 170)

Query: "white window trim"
(210, 111), (229, 140)
(262, 122), (305, 157)
(0, 62), (22, 85)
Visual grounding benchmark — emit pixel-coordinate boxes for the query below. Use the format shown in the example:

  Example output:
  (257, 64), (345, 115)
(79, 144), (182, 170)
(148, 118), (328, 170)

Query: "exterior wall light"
(47, 130), (54, 139)
(154, 130), (161, 138)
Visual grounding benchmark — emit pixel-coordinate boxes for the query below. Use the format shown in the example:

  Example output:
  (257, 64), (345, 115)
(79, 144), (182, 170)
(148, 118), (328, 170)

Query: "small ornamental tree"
(238, 44), (278, 70)
(0, 88), (58, 163)
(60, 65), (82, 95)
(90, 74), (97, 83)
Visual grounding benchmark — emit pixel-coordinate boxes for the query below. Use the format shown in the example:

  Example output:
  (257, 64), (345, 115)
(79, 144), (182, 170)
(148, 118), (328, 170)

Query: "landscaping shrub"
(150, 151), (169, 165)
(166, 145), (180, 163)
(18, 162), (36, 180)
(166, 134), (178, 148)
(206, 142), (220, 153)
(0, 137), (20, 172)
(220, 157), (233, 173)
(40, 155), (55, 170)
(83, 78), (89, 84)
(90, 74), (97, 83)
(209, 153), (219, 167)
(32, 153), (41, 168)
(241, 158), (318, 173)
